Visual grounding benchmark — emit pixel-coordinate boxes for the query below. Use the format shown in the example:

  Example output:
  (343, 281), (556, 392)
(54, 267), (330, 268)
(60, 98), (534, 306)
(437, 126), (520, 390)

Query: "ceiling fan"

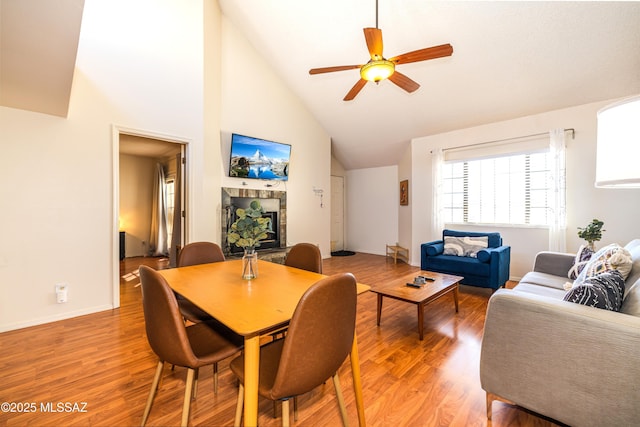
(309, 1), (453, 101)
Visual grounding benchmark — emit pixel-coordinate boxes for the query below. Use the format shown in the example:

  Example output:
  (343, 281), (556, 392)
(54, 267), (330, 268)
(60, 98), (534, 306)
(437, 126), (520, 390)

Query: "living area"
(2, 1), (640, 427)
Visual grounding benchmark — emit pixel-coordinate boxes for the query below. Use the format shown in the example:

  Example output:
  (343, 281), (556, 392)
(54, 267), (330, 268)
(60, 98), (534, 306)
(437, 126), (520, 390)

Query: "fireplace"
(221, 188), (287, 256)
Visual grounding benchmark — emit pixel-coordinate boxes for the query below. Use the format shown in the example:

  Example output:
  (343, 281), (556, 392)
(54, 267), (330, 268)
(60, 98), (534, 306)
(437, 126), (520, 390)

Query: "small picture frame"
(400, 180), (409, 205)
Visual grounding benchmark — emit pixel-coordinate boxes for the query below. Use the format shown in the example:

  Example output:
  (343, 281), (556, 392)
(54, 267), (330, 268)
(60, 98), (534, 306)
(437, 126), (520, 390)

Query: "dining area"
(139, 241), (370, 427)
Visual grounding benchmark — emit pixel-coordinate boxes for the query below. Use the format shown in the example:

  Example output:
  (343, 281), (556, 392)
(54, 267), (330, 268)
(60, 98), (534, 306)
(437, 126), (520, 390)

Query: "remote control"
(406, 282), (422, 288)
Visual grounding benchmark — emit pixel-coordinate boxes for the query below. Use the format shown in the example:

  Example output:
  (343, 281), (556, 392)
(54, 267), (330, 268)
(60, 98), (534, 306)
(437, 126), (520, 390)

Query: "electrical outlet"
(55, 284), (68, 303)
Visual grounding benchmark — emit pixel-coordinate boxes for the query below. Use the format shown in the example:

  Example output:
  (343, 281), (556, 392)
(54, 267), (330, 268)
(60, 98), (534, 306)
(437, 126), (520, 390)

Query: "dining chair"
(284, 242), (323, 274)
(273, 242), (323, 341)
(139, 265), (242, 427)
(230, 272), (357, 427)
(176, 242), (225, 323)
(178, 241), (225, 267)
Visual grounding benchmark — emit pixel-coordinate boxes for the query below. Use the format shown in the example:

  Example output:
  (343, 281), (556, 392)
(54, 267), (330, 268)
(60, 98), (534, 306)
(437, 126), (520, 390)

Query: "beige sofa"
(480, 239), (640, 427)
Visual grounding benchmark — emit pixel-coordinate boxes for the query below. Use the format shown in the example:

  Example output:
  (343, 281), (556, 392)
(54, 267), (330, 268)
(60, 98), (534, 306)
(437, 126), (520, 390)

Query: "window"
(442, 151), (553, 226)
(165, 179), (175, 245)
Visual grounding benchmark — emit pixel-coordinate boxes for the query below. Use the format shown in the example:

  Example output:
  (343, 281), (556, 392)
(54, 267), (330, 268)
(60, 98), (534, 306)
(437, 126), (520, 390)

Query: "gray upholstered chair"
(230, 272), (357, 427)
(139, 265), (242, 427)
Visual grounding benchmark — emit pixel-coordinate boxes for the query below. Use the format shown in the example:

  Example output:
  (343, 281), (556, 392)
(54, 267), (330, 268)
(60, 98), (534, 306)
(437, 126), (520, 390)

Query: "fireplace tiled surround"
(221, 187), (288, 262)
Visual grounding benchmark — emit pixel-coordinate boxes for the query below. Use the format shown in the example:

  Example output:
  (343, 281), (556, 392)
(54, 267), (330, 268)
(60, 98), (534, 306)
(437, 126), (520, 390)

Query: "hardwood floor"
(0, 254), (561, 427)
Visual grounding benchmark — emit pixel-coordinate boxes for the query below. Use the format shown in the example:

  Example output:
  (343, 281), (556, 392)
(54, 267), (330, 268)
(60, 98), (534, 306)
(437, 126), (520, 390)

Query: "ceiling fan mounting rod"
(375, 0), (379, 29)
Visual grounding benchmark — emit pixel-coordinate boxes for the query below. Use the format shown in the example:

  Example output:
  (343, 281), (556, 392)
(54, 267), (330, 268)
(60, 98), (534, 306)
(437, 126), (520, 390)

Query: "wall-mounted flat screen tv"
(229, 133), (291, 181)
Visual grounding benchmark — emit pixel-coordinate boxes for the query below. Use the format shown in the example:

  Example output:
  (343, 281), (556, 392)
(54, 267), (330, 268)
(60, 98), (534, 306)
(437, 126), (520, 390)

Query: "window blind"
(444, 134), (549, 162)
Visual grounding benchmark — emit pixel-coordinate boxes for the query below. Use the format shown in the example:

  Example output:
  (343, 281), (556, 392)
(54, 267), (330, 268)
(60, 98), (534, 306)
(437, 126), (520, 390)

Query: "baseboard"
(0, 304), (114, 333)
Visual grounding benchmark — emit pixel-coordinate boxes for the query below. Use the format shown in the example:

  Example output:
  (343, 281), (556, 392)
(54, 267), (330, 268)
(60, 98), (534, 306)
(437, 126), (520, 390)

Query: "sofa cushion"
(512, 282), (567, 300)
(563, 270), (626, 312)
(621, 278), (640, 316)
(443, 235), (488, 258)
(623, 239), (640, 298)
(520, 271), (568, 291)
(426, 254), (490, 277)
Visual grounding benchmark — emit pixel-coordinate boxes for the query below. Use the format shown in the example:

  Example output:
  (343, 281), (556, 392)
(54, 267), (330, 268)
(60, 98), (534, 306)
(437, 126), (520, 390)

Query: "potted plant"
(227, 199), (271, 279)
(577, 218), (605, 250)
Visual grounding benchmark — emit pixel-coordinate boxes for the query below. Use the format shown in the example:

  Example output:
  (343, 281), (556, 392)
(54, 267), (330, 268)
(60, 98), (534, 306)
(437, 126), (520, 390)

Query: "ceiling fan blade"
(363, 27), (383, 60)
(309, 65), (361, 75)
(389, 43), (453, 65)
(344, 79), (368, 101)
(388, 71), (420, 93)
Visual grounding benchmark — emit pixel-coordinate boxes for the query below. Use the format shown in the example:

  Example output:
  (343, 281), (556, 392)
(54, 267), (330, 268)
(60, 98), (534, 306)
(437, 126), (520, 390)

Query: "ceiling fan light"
(360, 60), (395, 82)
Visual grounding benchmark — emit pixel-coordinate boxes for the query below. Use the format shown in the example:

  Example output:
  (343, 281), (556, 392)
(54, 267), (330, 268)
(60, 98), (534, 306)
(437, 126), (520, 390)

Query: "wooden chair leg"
(293, 396), (298, 421)
(333, 373), (349, 427)
(182, 368), (195, 427)
(234, 384), (244, 427)
(192, 368), (199, 400)
(213, 362), (219, 394)
(282, 399), (290, 427)
(486, 392), (493, 420)
(141, 361), (164, 427)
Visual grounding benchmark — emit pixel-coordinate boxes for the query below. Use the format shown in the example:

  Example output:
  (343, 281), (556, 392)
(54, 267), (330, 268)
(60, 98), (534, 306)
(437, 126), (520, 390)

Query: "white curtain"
(149, 163), (169, 256)
(431, 148), (445, 239)
(548, 129), (567, 252)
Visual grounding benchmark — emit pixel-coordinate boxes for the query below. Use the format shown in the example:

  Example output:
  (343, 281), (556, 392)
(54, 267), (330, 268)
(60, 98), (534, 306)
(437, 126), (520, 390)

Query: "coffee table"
(371, 270), (463, 340)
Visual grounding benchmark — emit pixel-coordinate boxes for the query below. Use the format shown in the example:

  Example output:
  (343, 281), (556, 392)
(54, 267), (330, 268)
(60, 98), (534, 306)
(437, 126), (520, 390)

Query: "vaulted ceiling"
(0, 0), (84, 117)
(2, 1), (639, 170)
(219, 1), (640, 169)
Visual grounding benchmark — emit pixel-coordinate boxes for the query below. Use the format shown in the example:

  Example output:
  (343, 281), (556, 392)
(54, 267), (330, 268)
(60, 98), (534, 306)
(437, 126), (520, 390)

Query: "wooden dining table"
(158, 259), (370, 427)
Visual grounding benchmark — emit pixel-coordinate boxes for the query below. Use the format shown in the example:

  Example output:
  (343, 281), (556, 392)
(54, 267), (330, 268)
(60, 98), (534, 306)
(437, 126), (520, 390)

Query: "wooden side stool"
(386, 244), (409, 264)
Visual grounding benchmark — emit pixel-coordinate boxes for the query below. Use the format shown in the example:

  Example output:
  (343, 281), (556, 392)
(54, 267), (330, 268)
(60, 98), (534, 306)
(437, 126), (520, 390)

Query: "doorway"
(331, 175), (345, 252)
(113, 127), (188, 308)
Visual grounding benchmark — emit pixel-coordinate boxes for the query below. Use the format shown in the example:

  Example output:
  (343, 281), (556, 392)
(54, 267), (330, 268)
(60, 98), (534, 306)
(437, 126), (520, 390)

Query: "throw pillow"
(563, 269), (626, 312)
(567, 244), (594, 279)
(443, 236), (488, 258)
(573, 243), (633, 287)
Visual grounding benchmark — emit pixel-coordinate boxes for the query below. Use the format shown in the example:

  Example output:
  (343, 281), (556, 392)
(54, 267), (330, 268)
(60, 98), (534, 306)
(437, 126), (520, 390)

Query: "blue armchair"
(421, 229), (511, 290)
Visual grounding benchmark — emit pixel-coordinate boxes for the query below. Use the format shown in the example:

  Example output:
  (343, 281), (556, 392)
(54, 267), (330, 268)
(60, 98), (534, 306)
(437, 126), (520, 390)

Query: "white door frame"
(111, 124), (190, 308)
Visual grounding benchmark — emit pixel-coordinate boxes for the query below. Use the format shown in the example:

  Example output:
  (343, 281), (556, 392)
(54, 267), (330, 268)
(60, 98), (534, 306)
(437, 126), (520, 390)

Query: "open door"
(168, 148), (186, 267)
(113, 127), (188, 307)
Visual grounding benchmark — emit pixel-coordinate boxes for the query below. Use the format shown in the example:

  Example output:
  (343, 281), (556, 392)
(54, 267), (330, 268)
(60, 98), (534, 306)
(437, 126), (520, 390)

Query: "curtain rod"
(441, 128), (575, 153)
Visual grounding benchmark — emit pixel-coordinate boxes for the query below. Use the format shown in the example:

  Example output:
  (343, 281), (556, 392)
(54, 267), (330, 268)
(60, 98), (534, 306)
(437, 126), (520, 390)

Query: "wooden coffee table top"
(370, 270), (463, 303)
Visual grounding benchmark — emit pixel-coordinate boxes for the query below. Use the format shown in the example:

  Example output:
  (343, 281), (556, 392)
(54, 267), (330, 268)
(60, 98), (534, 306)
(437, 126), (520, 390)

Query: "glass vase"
(242, 248), (258, 280)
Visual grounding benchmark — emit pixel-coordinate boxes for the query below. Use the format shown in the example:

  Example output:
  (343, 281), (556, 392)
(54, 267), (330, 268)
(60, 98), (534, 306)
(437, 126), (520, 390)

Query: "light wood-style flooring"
(0, 253), (561, 426)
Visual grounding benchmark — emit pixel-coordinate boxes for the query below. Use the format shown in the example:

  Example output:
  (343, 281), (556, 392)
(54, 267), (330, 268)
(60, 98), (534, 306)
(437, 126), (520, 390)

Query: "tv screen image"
(229, 133), (291, 181)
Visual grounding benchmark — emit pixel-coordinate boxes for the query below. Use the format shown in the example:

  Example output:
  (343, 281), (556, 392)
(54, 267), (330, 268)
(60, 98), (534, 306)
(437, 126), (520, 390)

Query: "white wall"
(0, 0), (337, 332)
(397, 145), (413, 255)
(119, 154), (155, 257)
(346, 166), (399, 255)
(0, 0), (210, 332)
(219, 17), (332, 256)
(408, 98), (640, 279)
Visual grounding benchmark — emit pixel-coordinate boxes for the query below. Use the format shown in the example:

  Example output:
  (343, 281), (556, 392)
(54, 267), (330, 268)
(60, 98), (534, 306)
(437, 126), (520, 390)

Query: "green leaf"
(249, 200), (261, 210)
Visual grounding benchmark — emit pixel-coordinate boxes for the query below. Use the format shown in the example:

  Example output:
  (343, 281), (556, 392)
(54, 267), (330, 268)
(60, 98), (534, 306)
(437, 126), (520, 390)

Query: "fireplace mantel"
(221, 187), (287, 256)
